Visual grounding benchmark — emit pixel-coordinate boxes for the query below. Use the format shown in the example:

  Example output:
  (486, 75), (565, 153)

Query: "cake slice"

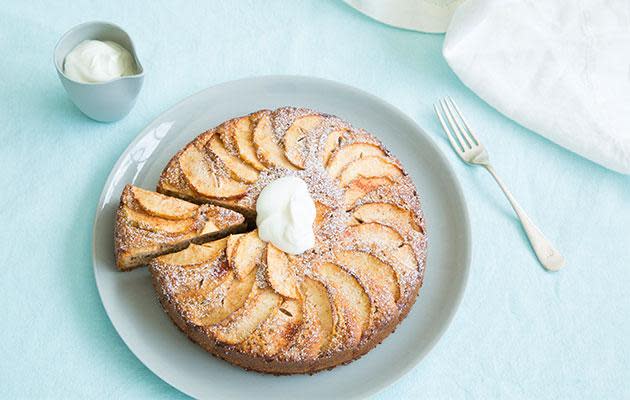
(114, 185), (246, 270)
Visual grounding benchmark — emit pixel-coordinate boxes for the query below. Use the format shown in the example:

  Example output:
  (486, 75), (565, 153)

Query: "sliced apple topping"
(199, 237), (230, 254)
(199, 218), (218, 235)
(239, 299), (303, 357)
(287, 277), (334, 358)
(338, 156), (403, 187)
(332, 250), (399, 330)
(175, 266), (233, 307)
(321, 128), (346, 165)
(212, 287), (282, 345)
(180, 272), (234, 325)
(313, 262), (371, 337)
(191, 270), (257, 326)
(284, 115), (324, 168)
(342, 222), (404, 248)
(326, 143), (387, 177)
(334, 250), (400, 303)
(350, 202), (422, 234)
(341, 222), (418, 271)
(207, 134), (259, 183)
(131, 186), (197, 220)
(265, 244), (301, 299)
(313, 201), (331, 232)
(317, 277), (362, 352)
(252, 113), (299, 170)
(178, 145), (248, 199)
(391, 245), (417, 272)
(227, 115), (267, 171)
(230, 230), (266, 280)
(155, 239), (227, 266)
(123, 207), (194, 234)
(156, 173), (198, 202)
(226, 233), (244, 267)
(342, 177), (393, 209)
(303, 278), (333, 336)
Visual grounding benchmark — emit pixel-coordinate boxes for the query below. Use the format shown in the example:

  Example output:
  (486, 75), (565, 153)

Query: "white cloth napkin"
(443, 0), (630, 174)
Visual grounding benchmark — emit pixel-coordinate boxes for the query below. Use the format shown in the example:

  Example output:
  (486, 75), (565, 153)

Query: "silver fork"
(434, 97), (564, 271)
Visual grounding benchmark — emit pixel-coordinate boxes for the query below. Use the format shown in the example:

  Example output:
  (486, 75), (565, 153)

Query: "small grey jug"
(54, 21), (144, 122)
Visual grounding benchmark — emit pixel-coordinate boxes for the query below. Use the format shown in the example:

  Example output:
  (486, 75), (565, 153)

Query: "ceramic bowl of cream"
(54, 21), (144, 122)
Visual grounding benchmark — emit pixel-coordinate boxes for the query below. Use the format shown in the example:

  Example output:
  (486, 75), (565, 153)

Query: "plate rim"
(92, 74), (471, 399)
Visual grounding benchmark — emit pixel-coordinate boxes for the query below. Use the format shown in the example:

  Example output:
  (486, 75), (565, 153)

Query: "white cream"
(256, 176), (316, 255)
(64, 40), (136, 83)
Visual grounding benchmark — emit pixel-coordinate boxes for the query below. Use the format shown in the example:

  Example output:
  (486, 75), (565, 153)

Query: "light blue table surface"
(1, 1), (629, 398)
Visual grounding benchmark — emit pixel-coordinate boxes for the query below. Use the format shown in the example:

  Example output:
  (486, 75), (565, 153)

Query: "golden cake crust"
(146, 107), (427, 374)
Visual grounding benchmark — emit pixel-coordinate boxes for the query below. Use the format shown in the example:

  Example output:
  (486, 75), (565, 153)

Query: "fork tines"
(434, 97), (479, 152)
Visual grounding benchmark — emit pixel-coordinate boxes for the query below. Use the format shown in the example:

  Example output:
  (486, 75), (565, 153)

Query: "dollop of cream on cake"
(256, 176), (316, 255)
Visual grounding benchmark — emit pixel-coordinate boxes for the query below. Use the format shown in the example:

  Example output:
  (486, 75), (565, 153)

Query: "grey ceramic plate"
(92, 75), (471, 399)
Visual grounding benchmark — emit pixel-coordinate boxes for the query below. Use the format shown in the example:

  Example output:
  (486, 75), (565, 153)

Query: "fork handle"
(483, 164), (565, 271)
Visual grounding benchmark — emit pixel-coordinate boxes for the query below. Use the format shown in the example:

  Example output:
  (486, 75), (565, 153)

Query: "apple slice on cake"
(252, 112), (299, 170)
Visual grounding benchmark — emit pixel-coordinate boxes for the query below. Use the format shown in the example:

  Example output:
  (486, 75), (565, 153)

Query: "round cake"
(148, 107), (427, 374)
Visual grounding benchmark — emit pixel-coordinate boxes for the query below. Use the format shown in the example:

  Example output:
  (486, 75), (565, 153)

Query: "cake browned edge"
(149, 263), (422, 375)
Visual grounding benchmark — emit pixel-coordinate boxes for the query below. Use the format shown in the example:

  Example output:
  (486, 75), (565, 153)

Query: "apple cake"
(114, 107), (427, 374)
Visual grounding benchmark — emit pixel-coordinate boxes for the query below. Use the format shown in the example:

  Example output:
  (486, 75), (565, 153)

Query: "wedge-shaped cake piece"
(284, 114), (325, 168)
(252, 112), (299, 170)
(326, 143), (387, 177)
(265, 243), (301, 299)
(221, 114), (267, 171)
(206, 134), (259, 183)
(114, 185), (246, 270)
(228, 230), (266, 280)
(338, 156), (403, 187)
